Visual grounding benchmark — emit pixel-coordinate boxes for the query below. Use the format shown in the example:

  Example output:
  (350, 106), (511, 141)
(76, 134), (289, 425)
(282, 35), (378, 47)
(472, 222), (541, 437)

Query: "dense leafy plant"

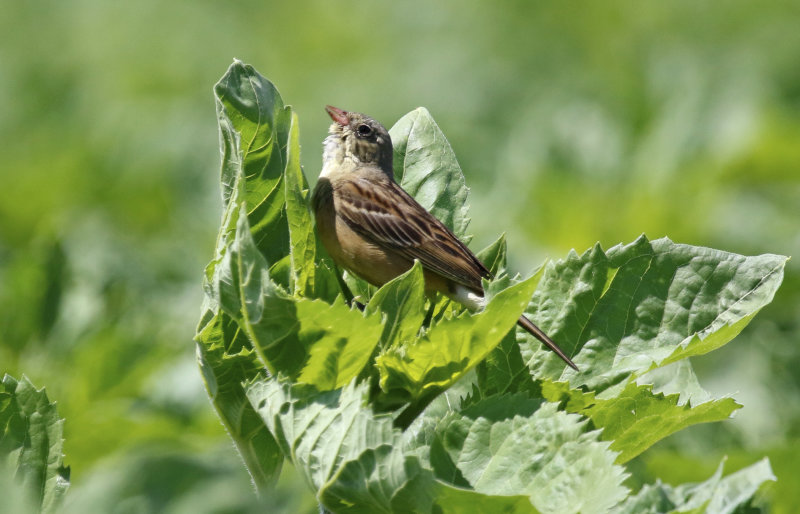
(195, 61), (785, 513)
(0, 375), (70, 513)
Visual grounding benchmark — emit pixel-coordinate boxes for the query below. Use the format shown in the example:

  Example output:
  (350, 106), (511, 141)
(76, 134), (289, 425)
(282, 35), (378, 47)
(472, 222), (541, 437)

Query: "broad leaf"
(195, 307), (283, 490)
(246, 379), (399, 492)
(198, 61), (326, 492)
(493, 236), (786, 463)
(220, 207), (383, 389)
(521, 236), (786, 386)
(283, 109), (317, 297)
(321, 446), (539, 514)
(389, 107), (471, 239)
(375, 271), (541, 415)
(365, 261), (427, 350)
(248, 378), (539, 514)
(475, 233), (508, 277)
(0, 375), (70, 514)
(541, 379), (740, 463)
(433, 397), (628, 513)
(214, 60), (292, 268)
(613, 458), (775, 513)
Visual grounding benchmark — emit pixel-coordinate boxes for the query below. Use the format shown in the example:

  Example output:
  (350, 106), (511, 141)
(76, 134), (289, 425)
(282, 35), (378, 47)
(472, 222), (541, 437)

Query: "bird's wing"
(336, 175), (489, 292)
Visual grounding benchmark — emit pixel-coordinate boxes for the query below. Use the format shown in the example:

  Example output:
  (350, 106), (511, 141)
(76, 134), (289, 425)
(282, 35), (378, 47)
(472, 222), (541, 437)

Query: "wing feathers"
(336, 175), (489, 292)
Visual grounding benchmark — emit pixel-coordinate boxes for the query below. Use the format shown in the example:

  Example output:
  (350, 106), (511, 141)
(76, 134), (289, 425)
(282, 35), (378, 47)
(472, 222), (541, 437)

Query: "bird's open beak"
(325, 105), (349, 126)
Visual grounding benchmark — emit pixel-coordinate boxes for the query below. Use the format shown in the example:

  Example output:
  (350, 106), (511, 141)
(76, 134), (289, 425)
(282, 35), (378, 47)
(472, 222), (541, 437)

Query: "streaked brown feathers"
(336, 176), (489, 293)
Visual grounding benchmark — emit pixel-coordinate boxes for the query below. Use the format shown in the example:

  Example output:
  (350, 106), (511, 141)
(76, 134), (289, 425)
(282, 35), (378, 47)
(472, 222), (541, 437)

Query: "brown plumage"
(312, 105), (579, 371)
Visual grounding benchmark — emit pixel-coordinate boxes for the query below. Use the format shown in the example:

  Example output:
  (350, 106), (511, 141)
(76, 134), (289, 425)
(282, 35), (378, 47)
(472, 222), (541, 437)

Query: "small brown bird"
(312, 105), (578, 371)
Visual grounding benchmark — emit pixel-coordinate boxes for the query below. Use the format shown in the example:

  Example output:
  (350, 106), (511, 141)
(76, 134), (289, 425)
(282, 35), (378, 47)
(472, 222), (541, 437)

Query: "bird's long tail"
(517, 315), (579, 371)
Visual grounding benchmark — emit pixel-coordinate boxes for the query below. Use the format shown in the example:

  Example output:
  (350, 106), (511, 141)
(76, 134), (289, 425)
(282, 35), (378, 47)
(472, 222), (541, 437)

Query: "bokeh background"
(2, 1), (799, 512)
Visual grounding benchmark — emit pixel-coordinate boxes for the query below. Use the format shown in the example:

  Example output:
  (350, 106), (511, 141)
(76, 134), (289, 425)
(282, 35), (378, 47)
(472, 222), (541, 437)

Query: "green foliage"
(390, 107), (471, 239)
(0, 375), (70, 514)
(374, 270), (541, 417)
(542, 380), (740, 464)
(195, 62), (784, 512)
(616, 459), (775, 514)
(195, 309), (283, 491)
(3, 2), (798, 512)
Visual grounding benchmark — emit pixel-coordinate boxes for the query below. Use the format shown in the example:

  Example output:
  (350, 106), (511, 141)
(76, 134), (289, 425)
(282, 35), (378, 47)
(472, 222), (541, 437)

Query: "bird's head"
(323, 105), (393, 176)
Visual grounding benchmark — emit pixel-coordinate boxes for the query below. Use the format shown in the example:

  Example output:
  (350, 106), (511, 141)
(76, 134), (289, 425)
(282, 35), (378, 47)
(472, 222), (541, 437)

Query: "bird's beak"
(325, 105), (349, 126)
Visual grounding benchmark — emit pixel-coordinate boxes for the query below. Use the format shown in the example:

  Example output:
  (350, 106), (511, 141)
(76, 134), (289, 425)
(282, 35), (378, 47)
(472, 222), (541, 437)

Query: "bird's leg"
(333, 264), (365, 311)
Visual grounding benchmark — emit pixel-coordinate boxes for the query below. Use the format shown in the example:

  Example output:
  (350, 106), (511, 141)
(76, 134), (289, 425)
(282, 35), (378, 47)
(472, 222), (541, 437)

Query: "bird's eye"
(356, 124), (372, 137)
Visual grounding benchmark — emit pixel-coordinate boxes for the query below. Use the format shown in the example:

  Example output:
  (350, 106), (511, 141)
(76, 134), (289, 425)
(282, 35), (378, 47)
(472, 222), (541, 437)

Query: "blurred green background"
(2, 1), (799, 512)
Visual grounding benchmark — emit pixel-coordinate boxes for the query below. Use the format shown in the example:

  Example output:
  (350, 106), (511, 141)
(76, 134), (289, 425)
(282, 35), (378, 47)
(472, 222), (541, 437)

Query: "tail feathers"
(517, 316), (579, 371)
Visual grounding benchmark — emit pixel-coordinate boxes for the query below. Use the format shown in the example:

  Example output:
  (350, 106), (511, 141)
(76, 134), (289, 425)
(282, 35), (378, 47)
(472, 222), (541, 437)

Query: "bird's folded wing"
(336, 176), (489, 291)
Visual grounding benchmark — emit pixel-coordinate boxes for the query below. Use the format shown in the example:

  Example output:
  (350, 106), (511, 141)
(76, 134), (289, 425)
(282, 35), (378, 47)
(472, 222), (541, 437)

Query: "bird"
(311, 105), (579, 371)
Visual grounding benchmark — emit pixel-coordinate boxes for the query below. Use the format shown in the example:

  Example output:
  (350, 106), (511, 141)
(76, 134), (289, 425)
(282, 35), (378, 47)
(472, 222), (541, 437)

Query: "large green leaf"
(389, 107), (471, 240)
(374, 270), (542, 416)
(0, 375), (70, 514)
(194, 308), (283, 491)
(247, 378), (540, 513)
(432, 396), (628, 513)
(197, 61), (324, 493)
(541, 379), (740, 463)
(521, 236), (786, 386)
(612, 458), (775, 513)
(364, 261), (427, 350)
(246, 379), (399, 492)
(221, 207), (383, 389)
(321, 446), (539, 514)
(484, 236), (787, 464)
(283, 109), (317, 297)
(214, 60), (292, 269)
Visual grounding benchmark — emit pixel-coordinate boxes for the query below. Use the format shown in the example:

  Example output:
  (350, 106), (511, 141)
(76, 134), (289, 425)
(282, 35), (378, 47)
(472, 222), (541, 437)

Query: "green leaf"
(214, 59), (292, 269)
(389, 107), (471, 239)
(0, 374), (70, 514)
(475, 329), (539, 399)
(636, 359), (714, 406)
(194, 308), (283, 491)
(282, 109), (317, 297)
(613, 458), (775, 513)
(375, 271), (541, 414)
(294, 297), (385, 389)
(222, 207), (383, 389)
(475, 232), (508, 277)
(433, 398), (628, 513)
(197, 61), (311, 492)
(520, 236), (787, 388)
(428, 483), (538, 514)
(541, 379), (740, 463)
(321, 446), (539, 514)
(485, 236), (786, 464)
(365, 260), (427, 350)
(246, 379), (399, 492)
(0, 460), (37, 514)
(248, 378), (539, 514)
